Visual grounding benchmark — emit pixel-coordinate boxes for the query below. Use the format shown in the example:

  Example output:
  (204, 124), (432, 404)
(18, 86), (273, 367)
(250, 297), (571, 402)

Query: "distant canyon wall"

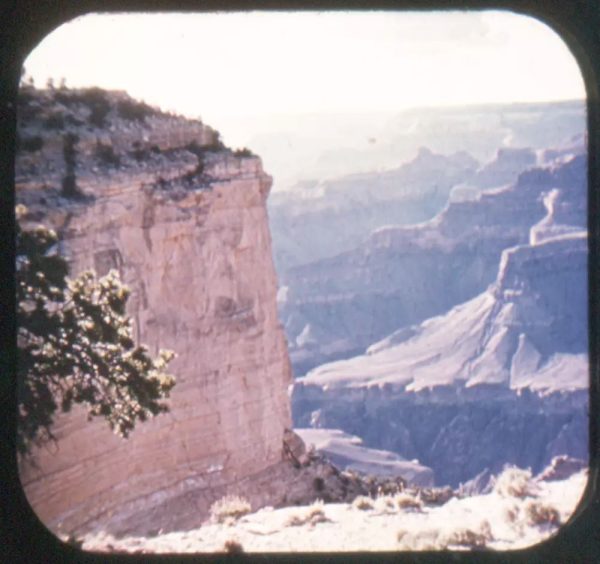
(293, 383), (588, 488)
(292, 162), (588, 487)
(280, 152), (587, 375)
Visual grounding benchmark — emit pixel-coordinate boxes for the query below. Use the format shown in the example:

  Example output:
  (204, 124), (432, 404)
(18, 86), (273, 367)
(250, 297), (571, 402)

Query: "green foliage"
(16, 206), (175, 454)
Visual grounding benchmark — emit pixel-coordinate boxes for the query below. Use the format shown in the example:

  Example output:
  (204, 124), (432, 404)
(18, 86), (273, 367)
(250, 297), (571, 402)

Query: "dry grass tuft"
(492, 467), (537, 499)
(524, 500), (561, 527)
(352, 496), (374, 511)
(210, 495), (252, 524)
(394, 492), (423, 511)
(398, 521), (492, 551)
(504, 503), (519, 523)
(441, 520), (492, 549)
(397, 528), (442, 550)
(286, 500), (329, 527)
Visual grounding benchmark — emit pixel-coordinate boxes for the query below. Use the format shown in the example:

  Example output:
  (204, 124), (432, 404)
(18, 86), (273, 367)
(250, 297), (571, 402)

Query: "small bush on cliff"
(117, 98), (154, 122)
(16, 206), (176, 454)
(223, 539), (244, 553)
(94, 142), (121, 168)
(43, 112), (65, 130)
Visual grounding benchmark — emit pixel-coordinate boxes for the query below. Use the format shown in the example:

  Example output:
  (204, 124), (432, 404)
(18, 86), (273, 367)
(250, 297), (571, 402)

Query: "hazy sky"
(24, 10), (585, 146)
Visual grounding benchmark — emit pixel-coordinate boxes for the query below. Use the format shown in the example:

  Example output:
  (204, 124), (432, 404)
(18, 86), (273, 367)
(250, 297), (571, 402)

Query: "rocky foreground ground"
(77, 462), (587, 554)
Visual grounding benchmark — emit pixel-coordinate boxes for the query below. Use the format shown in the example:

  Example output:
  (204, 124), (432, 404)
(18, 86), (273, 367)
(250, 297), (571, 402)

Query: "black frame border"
(1, 1), (599, 562)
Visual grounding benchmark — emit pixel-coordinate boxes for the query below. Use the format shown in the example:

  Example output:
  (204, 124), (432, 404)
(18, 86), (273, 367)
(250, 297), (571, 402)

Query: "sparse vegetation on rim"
(233, 147), (253, 157)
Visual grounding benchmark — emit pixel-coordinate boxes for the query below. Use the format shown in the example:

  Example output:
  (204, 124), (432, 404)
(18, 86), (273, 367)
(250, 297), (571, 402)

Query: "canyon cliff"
(16, 87), (293, 536)
(280, 151), (586, 375)
(292, 153), (588, 487)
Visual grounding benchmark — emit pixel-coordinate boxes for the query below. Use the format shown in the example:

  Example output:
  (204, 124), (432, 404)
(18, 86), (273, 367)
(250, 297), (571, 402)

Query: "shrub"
(285, 500), (328, 527)
(313, 477), (325, 492)
(398, 521), (493, 551)
(53, 87), (111, 127)
(210, 495), (252, 524)
(95, 142), (121, 168)
(117, 98), (154, 122)
(81, 88), (111, 127)
(43, 112), (65, 130)
(155, 176), (169, 190)
(418, 486), (454, 506)
(64, 535), (84, 549)
(89, 100), (111, 128)
(20, 135), (44, 153)
(352, 496), (374, 511)
(397, 529), (443, 550)
(441, 521), (492, 549)
(184, 141), (205, 157)
(524, 500), (561, 526)
(492, 467), (536, 498)
(394, 492), (423, 511)
(223, 539), (244, 553)
(234, 147), (253, 157)
(130, 141), (150, 162)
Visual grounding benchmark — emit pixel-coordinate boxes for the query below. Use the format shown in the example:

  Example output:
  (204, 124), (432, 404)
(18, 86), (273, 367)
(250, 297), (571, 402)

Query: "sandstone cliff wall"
(16, 88), (292, 536)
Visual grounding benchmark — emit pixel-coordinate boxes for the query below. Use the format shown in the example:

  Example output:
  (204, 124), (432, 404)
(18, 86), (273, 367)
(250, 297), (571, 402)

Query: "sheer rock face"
(16, 88), (292, 537)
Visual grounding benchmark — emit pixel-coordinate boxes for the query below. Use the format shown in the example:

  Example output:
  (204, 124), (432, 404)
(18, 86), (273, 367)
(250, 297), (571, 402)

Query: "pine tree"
(16, 205), (175, 454)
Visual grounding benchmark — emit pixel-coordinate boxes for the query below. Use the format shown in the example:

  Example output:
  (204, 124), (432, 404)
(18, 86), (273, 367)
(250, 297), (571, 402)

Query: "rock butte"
(16, 88), (294, 537)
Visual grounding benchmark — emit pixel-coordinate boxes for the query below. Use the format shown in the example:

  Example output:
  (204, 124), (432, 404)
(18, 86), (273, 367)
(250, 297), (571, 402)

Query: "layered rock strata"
(16, 87), (292, 536)
(293, 177), (588, 487)
(281, 154), (586, 375)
